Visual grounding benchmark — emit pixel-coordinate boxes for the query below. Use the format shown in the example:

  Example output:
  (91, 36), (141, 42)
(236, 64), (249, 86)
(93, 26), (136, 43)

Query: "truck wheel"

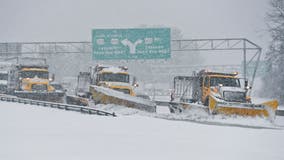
(170, 108), (175, 113)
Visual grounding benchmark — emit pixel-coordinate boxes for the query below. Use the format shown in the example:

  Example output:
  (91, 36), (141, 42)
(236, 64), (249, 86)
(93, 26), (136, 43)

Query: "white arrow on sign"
(121, 39), (143, 54)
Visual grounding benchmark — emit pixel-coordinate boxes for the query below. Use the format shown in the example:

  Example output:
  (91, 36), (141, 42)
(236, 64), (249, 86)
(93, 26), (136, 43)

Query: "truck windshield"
(210, 77), (240, 87)
(99, 73), (129, 83)
(20, 71), (49, 79)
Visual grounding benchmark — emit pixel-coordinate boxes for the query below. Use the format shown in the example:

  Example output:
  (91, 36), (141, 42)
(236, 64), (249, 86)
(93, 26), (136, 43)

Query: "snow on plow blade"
(14, 91), (65, 103)
(90, 85), (156, 113)
(209, 95), (278, 118)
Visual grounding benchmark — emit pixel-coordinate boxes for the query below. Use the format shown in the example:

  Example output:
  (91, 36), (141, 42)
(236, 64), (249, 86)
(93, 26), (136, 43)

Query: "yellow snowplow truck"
(0, 57), (65, 102)
(172, 70), (278, 118)
(90, 65), (155, 112)
(68, 65), (136, 102)
(67, 64), (156, 112)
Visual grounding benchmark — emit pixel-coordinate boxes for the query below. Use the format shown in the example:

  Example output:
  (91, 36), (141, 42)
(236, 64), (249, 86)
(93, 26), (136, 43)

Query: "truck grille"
(31, 84), (47, 91)
(223, 91), (246, 102)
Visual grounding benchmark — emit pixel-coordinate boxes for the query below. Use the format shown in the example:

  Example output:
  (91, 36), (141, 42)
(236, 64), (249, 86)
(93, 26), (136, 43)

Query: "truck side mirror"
(245, 86), (252, 90)
(49, 74), (55, 82)
(134, 83), (139, 87)
(244, 80), (248, 88)
(244, 80), (251, 90)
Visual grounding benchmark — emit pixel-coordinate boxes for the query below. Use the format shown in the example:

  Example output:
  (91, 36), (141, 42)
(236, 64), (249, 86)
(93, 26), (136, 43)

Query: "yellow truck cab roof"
(207, 74), (237, 78)
(200, 71), (238, 78)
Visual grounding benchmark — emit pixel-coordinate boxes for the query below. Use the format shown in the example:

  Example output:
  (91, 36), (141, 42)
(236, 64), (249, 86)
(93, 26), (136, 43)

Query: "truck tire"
(170, 108), (175, 113)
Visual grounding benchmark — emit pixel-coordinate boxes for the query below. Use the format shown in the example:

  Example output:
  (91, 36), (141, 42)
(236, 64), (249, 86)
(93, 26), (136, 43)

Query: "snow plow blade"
(66, 95), (89, 106)
(208, 95), (278, 118)
(14, 91), (65, 103)
(90, 85), (156, 113)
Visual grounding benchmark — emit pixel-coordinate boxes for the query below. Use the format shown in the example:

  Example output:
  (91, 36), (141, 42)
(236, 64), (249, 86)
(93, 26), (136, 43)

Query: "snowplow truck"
(66, 65), (136, 106)
(87, 65), (155, 112)
(172, 70), (278, 118)
(67, 64), (156, 112)
(69, 65), (136, 100)
(14, 64), (65, 102)
(0, 58), (65, 102)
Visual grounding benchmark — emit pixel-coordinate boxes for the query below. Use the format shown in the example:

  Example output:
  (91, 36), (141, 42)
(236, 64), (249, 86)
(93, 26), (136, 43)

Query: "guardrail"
(0, 94), (116, 117)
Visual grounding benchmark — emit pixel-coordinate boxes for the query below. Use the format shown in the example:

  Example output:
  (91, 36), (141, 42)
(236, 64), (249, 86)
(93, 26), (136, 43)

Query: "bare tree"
(263, 0), (284, 104)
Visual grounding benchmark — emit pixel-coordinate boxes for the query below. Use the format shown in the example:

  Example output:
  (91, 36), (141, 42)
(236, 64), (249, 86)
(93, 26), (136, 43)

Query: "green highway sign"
(92, 28), (171, 60)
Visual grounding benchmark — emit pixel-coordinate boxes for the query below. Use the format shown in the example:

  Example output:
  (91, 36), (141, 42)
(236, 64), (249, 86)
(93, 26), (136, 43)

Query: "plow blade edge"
(209, 95), (278, 118)
(90, 85), (156, 113)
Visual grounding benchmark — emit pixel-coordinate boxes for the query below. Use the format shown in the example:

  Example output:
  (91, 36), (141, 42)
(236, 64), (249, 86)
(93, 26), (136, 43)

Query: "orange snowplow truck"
(198, 70), (251, 106)
(173, 70), (278, 118)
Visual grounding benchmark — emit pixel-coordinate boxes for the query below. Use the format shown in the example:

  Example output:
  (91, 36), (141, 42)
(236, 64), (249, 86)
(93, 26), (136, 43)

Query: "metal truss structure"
(0, 38), (262, 94)
(150, 64), (242, 75)
(0, 41), (92, 55)
(171, 38), (261, 51)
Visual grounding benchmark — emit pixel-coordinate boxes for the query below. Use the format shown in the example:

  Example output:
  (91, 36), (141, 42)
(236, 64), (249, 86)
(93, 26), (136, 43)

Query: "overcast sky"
(0, 0), (270, 50)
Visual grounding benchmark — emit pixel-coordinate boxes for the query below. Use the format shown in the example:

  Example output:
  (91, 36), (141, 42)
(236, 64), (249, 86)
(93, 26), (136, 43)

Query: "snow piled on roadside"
(93, 103), (281, 129)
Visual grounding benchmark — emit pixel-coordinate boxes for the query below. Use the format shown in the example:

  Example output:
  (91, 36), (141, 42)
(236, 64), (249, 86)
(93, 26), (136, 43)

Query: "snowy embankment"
(1, 101), (284, 160)
(96, 103), (282, 129)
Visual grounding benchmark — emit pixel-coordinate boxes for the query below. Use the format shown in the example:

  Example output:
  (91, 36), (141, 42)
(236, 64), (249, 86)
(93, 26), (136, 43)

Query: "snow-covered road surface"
(0, 101), (284, 160)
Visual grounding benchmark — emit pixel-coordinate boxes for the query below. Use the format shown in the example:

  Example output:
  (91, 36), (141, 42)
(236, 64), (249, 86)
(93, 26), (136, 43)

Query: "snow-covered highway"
(0, 101), (284, 160)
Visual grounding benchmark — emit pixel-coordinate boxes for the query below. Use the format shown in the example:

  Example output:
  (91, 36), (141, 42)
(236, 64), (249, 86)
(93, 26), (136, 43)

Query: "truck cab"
(92, 65), (136, 96)
(198, 70), (249, 105)
(13, 62), (64, 102)
(18, 66), (54, 92)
